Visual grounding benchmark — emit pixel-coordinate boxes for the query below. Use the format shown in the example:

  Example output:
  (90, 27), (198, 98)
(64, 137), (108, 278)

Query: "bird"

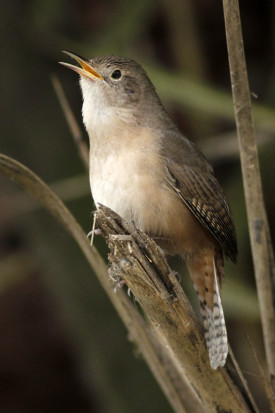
(60, 51), (237, 369)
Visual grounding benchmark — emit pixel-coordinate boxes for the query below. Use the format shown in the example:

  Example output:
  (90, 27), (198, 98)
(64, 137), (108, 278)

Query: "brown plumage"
(160, 131), (237, 368)
(61, 52), (238, 369)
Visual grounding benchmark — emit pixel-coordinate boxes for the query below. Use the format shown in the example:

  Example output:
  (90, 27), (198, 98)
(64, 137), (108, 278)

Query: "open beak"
(59, 51), (103, 80)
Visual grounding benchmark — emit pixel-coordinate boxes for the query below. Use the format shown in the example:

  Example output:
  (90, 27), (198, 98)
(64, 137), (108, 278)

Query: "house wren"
(60, 51), (237, 370)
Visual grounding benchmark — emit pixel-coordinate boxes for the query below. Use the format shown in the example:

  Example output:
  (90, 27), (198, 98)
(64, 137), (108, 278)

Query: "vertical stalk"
(222, 0), (275, 378)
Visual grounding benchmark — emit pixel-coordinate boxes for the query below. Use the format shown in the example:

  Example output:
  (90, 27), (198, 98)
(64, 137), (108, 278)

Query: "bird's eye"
(111, 69), (122, 80)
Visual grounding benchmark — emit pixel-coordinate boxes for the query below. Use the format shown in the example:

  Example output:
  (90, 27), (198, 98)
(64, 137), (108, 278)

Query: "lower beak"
(59, 51), (103, 80)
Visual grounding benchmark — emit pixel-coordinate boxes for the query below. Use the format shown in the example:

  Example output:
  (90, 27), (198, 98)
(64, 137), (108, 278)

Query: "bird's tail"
(187, 253), (228, 369)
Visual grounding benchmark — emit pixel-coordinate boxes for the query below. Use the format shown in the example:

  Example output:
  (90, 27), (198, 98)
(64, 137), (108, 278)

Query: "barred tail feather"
(187, 252), (228, 369)
(201, 257), (228, 369)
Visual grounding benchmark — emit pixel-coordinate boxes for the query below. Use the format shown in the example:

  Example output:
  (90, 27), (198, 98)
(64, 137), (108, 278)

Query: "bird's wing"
(160, 131), (237, 262)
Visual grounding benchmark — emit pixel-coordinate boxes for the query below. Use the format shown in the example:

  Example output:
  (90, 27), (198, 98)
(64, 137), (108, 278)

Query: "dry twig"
(222, 0), (275, 384)
(51, 74), (89, 168)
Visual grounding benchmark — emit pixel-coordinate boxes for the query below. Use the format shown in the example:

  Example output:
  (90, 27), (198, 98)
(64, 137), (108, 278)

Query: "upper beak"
(59, 51), (103, 80)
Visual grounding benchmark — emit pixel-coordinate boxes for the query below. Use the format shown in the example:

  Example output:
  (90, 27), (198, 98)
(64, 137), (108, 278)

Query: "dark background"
(0, 1), (274, 412)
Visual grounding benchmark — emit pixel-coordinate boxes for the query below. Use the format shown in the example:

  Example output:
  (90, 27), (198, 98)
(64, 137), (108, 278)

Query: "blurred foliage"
(0, 0), (274, 412)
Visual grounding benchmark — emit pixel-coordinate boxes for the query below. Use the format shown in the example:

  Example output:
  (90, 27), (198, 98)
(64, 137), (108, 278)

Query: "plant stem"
(222, 0), (275, 381)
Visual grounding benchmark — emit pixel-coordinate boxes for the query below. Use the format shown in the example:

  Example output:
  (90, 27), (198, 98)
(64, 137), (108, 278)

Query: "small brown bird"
(60, 51), (237, 369)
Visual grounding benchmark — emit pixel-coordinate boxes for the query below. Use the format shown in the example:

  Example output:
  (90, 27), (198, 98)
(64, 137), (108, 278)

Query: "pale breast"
(90, 148), (142, 222)
(88, 127), (215, 257)
(88, 125), (163, 227)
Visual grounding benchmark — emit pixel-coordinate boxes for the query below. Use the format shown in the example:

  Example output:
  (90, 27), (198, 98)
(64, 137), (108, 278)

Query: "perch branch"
(96, 204), (258, 413)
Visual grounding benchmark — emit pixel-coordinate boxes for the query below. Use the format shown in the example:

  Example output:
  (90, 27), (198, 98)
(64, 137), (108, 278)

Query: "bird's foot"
(87, 228), (102, 245)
